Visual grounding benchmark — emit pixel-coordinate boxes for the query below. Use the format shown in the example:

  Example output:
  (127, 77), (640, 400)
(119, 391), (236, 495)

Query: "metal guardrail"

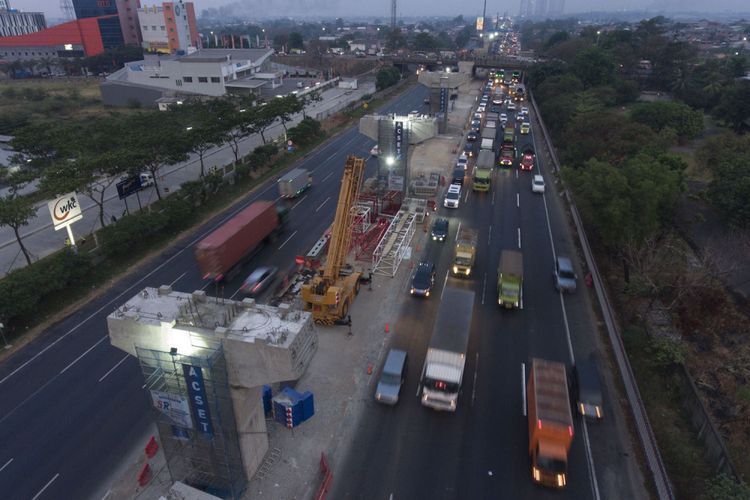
(529, 92), (675, 500)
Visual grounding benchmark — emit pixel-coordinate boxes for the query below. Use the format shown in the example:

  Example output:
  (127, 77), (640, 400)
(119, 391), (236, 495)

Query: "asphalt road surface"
(0, 84), (430, 500)
(330, 97), (643, 499)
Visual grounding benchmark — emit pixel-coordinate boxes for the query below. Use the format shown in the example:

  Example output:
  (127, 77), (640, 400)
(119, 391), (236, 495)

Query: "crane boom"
(323, 156), (365, 281)
(300, 155), (365, 324)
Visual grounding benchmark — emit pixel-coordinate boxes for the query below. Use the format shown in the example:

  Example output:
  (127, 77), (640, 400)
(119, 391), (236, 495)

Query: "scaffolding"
(136, 339), (246, 499)
(371, 209), (417, 277)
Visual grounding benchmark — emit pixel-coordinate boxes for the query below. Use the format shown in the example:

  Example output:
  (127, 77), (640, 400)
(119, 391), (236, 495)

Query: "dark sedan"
(410, 261), (436, 297)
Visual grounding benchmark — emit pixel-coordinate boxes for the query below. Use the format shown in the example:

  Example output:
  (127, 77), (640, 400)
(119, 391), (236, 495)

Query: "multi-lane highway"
(330, 86), (644, 499)
(0, 84), (430, 500)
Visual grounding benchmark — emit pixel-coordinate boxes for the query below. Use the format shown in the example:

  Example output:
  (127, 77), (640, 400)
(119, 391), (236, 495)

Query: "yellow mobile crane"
(301, 156), (365, 324)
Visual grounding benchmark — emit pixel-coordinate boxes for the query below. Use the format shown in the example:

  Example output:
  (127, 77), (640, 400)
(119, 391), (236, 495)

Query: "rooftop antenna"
(390, 0), (396, 30)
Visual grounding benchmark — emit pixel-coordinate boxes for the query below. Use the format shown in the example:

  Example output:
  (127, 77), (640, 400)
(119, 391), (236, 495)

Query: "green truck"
(497, 249), (523, 308)
(473, 150), (494, 192)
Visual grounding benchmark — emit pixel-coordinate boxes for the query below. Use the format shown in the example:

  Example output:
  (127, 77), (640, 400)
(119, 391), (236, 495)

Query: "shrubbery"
(0, 249), (92, 323)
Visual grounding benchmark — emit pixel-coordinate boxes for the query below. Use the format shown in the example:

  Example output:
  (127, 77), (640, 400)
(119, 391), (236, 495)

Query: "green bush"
(376, 67), (401, 91)
(100, 195), (197, 258)
(247, 143), (278, 170)
(704, 474), (750, 500)
(288, 117), (324, 146)
(0, 249), (92, 325)
(630, 101), (704, 139)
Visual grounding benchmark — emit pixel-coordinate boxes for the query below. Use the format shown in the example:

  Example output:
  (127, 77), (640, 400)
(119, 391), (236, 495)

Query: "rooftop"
(178, 48), (274, 63)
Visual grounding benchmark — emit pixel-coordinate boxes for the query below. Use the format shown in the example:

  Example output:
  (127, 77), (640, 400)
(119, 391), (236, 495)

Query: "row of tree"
(1, 91), (321, 265)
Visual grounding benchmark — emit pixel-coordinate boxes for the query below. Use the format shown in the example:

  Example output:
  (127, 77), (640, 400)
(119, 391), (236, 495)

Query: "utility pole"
(390, 0), (397, 30)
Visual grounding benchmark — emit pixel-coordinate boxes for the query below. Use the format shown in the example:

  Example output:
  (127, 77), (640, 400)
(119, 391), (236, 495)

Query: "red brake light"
(537, 419), (542, 430)
(568, 426), (573, 436)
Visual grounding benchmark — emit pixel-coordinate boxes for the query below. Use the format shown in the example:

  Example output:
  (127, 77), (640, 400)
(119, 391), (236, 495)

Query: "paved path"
(0, 81), (376, 277)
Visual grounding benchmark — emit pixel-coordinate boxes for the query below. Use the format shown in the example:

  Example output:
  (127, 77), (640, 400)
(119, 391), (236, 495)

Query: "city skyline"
(6, 0), (750, 23)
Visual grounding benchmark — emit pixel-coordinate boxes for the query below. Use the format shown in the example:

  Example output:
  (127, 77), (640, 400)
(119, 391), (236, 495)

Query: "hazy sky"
(9, 0), (750, 22)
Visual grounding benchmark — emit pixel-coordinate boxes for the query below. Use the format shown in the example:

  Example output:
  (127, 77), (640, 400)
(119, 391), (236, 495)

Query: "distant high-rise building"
(138, 1), (197, 53)
(115, 0), (142, 45)
(0, 3), (46, 37)
(71, 0), (123, 46)
(534, 0), (548, 17)
(548, 0), (564, 16)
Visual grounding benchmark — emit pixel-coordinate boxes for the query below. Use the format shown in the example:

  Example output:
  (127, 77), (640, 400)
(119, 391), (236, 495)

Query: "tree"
(265, 95), (303, 134)
(288, 32), (304, 50)
(713, 81), (750, 132)
(414, 33), (437, 51)
(572, 46), (615, 88)
(170, 99), (227, 175)
(273, 33), (288, 52)
(385, 28), (406, 52)
(124, 113), (190, 201)
(565, 155), (683, 248)
(0, 193), (36, 265)
(698, 134), (750, 228)
(630, 101), (704, 140)
(247, 105), (276, 145)
(376, 67), (401, 90)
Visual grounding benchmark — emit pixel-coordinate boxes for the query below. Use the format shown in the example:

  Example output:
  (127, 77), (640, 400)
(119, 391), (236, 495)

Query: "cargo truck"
(481, 126), (496, 143)
(527, 358), (574, 488)
(497, 250), (523, 308)
(473, 149), (494, 192)
(420, 287), (475, 411)
(452, 227), (478, 276)
(278, 168), (312, 198)
(195, 201), (287, 282)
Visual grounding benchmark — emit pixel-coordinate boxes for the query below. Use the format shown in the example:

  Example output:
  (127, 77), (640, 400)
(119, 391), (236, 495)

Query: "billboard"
(47, 192), (82, 231)
(150, 390), (193, 428)
(183, 364), (214, 438)
(476, 16), (484, 31)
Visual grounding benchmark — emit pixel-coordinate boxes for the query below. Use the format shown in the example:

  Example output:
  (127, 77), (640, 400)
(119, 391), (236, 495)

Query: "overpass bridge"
(386, 54), (532, 74)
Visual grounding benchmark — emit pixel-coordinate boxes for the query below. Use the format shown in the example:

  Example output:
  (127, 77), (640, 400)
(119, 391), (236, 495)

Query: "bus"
(512, 70), (520, 83)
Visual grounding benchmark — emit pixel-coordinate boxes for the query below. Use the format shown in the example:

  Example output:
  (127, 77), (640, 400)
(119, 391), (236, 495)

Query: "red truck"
(195, 201), (287, 282)
(528, 358), (574, 488)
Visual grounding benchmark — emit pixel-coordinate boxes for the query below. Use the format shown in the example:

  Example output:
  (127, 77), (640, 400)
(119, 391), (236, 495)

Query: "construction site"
(104, 69), (475, 499)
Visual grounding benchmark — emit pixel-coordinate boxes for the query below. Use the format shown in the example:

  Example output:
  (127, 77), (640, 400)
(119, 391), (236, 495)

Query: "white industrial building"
(100, 48), (277, 106)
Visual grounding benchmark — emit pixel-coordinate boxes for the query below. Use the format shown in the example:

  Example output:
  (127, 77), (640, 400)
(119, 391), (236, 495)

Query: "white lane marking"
(521, 363), (527, 416)
(0, 90), (412, 389)
(464, 190), (470, 203)
(487, 225), (492, 246)
(517, 227), (521, 249)
(169, 271), (187, 287)
(516, 193), (520, 207)
(582, 417), (602, 500)
(0, 457), (13, 473)
(277, 230), (298, 250)
(101, 489), (114, 500)
(471, 353), (480, 407)
(322, 171), (334, 182)
(515, 169), (518, 179)
(537, 137), (601, 500)
(316, 197), (330, 212)
(59, 336), (107, 374)
(492, 188), (495, 205)
(441, 270), (450, 300)
(482, 273), (487, 305)
(98, 355), (130, 383)
(291, 195), (307, 210)
(31, 473), (59, 500)
(455, 221), (462, 242)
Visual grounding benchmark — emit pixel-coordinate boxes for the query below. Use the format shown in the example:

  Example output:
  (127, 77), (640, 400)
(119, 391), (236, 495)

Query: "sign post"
(47, 193), (83, 249)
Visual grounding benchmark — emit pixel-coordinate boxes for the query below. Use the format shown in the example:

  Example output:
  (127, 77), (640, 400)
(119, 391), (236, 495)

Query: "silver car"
(240, 266), (278, 296)
(375, 349), (408, 405)
(553, 257), (577, 293)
